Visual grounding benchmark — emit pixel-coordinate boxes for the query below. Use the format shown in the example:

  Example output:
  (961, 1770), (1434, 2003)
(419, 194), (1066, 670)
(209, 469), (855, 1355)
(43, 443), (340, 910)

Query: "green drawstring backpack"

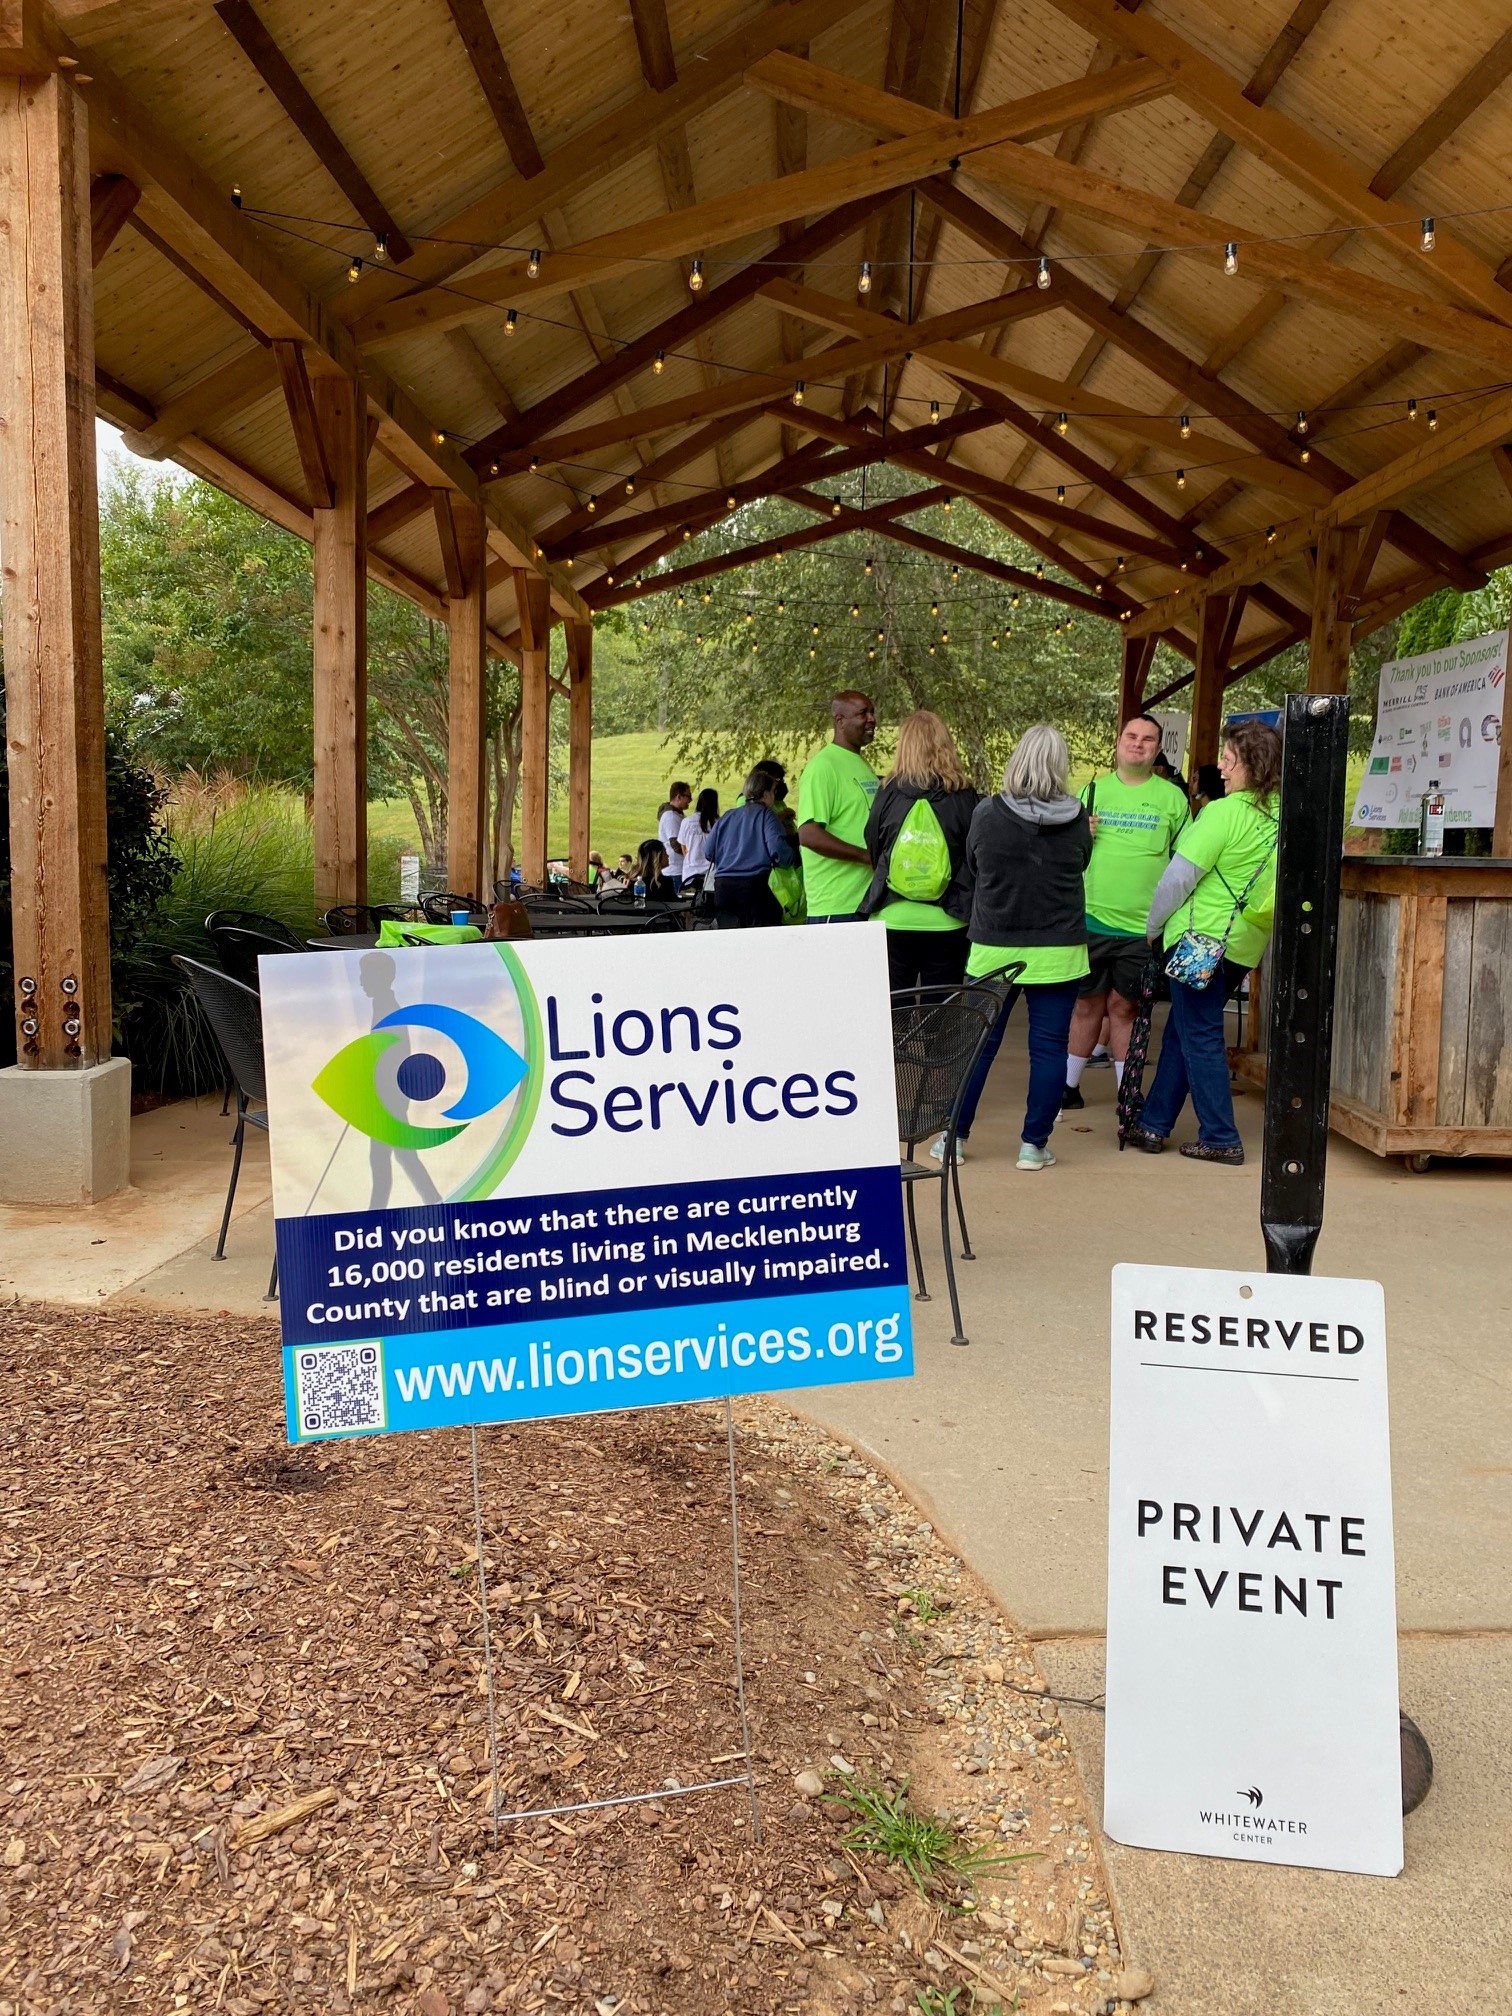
(886, 796), (951, 902)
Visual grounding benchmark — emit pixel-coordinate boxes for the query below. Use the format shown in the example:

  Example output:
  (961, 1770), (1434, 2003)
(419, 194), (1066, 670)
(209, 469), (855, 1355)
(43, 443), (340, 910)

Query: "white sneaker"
(1017, 1142), (1056, 1170)
(928, 1134), (967, 1163)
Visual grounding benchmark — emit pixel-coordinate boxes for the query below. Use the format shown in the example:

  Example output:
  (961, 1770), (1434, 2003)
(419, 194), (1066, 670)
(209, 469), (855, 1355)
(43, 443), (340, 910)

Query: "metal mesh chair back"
(173, 956), (268, 1104)
(205, 908), (304, 950)
(890, 983), (1005, 1146)
(421, 892), (487, 922)
(207, 922), (305, 988)
(373, 904), (424, 923)
(323, 904), (382, 935)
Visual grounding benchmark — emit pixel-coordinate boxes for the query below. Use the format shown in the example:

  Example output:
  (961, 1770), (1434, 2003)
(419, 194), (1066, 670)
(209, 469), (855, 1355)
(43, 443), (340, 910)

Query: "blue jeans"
(956, 979), (1081, 1149)
(1139, 965), (1243, 1149)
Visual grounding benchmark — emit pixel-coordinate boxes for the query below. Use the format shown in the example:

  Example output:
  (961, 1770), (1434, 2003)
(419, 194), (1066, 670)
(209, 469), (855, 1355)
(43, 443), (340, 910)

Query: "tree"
(618, 475), (1126, 785)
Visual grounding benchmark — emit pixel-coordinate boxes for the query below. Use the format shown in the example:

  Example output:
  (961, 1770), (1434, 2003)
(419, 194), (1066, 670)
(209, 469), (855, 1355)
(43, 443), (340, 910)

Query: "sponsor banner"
(1151, 709), (1188, 777)
(260, 929), (913, 1439)
(1104, 1264), (1402, 1877)
(1353, 627), (1506, 828)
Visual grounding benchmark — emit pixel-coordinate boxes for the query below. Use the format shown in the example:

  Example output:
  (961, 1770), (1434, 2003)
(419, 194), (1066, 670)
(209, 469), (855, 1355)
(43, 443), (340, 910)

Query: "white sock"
(1114, 1060), (1125, 1088)
(1065, 1052), (1089, 1088)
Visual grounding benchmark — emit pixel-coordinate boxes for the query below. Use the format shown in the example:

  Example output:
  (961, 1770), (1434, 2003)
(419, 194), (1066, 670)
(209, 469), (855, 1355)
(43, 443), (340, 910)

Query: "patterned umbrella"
(1116, 954), (1161, 1148)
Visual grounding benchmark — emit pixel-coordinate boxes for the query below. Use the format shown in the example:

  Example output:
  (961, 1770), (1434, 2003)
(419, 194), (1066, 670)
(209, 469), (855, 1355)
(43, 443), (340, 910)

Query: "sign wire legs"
(470, 1425), (503, 1849)
(724, 1397), (762, 1843)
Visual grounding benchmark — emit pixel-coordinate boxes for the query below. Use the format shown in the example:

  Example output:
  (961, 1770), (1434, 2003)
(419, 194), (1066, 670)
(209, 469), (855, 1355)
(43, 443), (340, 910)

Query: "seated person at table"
(635, 838), (680, 900)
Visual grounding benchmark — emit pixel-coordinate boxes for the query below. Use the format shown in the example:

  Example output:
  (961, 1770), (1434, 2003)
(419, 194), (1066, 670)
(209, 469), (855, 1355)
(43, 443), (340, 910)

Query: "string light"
(1300, 445), (1311, 463)
(1179, 414), (1191, 440)
(1037, 256), (1051, 290)
(702, 591), (711, 604)
(941, 495), (952, 513)
(776, 598), (785, 614)
(694, 630), (703, 643)
(1056, 484), (1066, 503)
(489, 462), (499, 476)
(505, 309), (517, 334)
(1176, 468), (1187, 488)
(850, 602), (861, 618)
(812, 622), (820, 636)
(1407, 397), (1419, 420)
(1035, 564), (1044, 580)
(726, 492), (737, 509)
(653, 349), (665, 374)
(745, 610), (754, 624)
(625, 477), (636, 495)
(774, 545), (784, 561)
(347, 256), (362, 283)
(587, 494), (597, 512)
(526, 248), (541, 278)
(1224, 241), (1239, 275)
(1115, 556), (1126, 572)
(940, 628), (950, 643)
(1428, 408), (1439, 430)
(809, 645), (817, 658)
(432, 428), (446, 446)
(864, 555), (874, 575)
(681, 526), (691, 539)
(1296, 409), (1309, 434)
(231, 184), (242, 208)
(990, 634), (999, 648)
(928, 643), (936, 655)
(858, 260), (873, 294)
(373, 233), (389, 262)
(930, 600), (939, 617)
(529, 454), (539, 471)
(1055, 411), (1069, 435)
(675, 592), (685, 606)
(792, 381), (805, 406)
(831, 498), (842, 517)
(1421, 217), (1436, 252)
(1010, 593), (1020, 608)
(950, 566), (960, 583)
(688, 258), (704, 291)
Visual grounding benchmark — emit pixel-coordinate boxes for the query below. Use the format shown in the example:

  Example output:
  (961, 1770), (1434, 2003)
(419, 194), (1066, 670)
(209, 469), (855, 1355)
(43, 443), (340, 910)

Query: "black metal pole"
(1259, 693), (1434, 1812)
(1260, 692), (1350, 1276)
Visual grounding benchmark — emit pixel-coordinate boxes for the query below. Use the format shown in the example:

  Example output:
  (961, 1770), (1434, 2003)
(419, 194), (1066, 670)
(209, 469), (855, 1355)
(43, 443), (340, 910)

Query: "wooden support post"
(565, 619), (593, 881)
(445, 497), (489, 901)
(1308, 522), (1360, 693)
(0, 72), (113, 1069)
(515, 569), (552, 887)
(1495, 705), (1512, 857)
(1189, 592), (1232, 777)
(311, 372), (367, 907)
(1118, 633), (1156, 722)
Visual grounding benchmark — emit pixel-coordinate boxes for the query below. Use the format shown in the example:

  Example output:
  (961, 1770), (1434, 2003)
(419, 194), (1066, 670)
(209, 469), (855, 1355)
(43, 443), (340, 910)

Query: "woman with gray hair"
(937, 724), (1092, 1170)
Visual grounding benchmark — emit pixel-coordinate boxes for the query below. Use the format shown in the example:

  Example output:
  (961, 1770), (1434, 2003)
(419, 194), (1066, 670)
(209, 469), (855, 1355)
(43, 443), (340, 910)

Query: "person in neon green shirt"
(1064, 713), (1189, 1111)
(796, 691), (879, 920)
(1127, 721), (1283, 1166)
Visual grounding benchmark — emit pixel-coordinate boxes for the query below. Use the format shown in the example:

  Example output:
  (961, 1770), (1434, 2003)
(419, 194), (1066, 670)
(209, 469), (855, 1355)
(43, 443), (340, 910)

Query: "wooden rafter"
(126, 213), (268, 345)
(354, 60), (1171, 346)
(442, 0), (544, 178)
(213, 0), (414, 263)
(272, 339), (334, 509)
(89, 170), (138, 264)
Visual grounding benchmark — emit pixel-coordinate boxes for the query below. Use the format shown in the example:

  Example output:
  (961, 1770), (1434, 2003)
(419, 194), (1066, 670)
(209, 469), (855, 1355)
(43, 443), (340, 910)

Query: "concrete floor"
(7, 1032), (1509, 2014)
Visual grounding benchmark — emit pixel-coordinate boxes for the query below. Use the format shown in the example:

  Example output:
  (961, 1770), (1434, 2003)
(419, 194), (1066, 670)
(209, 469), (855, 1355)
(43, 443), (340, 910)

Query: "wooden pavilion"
(5, 0), (1512, 1191)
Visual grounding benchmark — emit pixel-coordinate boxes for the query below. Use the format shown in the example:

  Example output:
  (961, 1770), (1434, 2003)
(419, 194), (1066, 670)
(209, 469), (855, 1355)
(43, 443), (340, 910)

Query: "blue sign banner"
(259, 930), (914, 1439)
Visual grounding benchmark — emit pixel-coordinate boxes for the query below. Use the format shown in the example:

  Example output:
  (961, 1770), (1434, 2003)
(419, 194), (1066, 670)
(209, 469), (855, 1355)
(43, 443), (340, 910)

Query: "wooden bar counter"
(1234, 856), (1512, 1167)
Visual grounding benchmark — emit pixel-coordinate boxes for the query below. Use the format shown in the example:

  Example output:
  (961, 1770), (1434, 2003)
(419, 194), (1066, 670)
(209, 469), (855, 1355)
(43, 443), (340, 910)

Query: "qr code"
(293, 1342), (385, 1438)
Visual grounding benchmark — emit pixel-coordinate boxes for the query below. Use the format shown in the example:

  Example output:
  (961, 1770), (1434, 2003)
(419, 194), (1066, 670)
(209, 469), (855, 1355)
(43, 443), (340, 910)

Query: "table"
(307, 907), (687, 951)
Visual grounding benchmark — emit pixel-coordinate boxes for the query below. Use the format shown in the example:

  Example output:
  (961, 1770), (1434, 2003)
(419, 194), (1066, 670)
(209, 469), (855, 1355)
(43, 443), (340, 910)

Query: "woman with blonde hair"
(860, 709), (980, 989)
(941, 723), (1092, 1172)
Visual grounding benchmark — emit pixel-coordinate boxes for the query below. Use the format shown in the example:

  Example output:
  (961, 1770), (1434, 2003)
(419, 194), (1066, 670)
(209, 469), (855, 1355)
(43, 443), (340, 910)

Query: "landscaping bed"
(0, 1304), (1143, 2014)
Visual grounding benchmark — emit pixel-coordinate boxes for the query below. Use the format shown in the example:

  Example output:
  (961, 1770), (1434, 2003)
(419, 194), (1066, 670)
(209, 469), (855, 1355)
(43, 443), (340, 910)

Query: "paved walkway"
(4, 1034), (1508, 2015)
(796, 1021), (1512, 2016)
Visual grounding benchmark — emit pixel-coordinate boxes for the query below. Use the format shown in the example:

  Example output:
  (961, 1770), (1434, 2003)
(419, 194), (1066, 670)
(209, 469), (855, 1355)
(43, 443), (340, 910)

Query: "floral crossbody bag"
(1164, 814), (1278, 991)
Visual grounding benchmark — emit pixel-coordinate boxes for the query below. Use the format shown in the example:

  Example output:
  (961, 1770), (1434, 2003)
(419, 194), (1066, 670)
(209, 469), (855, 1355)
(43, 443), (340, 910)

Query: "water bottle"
(1419, 778), (1446, 858)
(634, 878), (646, 909)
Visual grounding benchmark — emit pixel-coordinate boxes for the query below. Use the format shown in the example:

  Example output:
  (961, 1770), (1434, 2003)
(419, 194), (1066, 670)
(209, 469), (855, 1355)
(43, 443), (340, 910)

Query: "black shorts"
(1079, 931), (1151, 1001)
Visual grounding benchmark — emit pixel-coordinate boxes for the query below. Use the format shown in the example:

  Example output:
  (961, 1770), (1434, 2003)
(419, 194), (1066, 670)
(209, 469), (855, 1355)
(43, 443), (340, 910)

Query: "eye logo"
(314, 1003), (528, 1148)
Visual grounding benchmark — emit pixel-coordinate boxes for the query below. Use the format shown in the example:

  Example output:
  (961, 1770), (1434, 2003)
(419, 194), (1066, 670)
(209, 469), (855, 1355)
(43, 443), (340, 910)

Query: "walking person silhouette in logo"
(358, 954), (442, 1208)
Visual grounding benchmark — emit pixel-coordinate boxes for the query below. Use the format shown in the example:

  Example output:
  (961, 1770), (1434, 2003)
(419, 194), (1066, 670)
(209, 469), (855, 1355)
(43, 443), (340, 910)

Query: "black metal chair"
(322, 903), (383, 935)
(373, 903), (426, 924)
(421, 891), (488, 923)
(890, 979), (1018, 1348)
(173, 955), (278, 1301)
(205, 908), (305, 949)
(207, 921), (305, 990)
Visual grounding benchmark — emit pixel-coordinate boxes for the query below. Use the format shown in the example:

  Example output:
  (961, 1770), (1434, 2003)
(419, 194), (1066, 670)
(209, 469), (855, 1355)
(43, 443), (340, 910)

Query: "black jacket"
(964, 795), (1092, 947)
(860, 778), (980, 923)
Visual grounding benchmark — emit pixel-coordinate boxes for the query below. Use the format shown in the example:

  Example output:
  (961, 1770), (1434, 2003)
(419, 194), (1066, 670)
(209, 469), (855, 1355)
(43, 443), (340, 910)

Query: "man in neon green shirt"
(1064, 714), (1188, 1109)
(796, 691), (879, 921)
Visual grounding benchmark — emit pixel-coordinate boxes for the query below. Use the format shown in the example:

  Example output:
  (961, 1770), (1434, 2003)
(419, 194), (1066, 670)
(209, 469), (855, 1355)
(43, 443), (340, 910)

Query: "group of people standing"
(638, 689), (1282, 1166)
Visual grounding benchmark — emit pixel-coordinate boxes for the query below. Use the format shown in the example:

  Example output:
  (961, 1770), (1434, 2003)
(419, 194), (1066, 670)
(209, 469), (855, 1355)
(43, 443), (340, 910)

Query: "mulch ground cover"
(0, 1303), (1135, 2016)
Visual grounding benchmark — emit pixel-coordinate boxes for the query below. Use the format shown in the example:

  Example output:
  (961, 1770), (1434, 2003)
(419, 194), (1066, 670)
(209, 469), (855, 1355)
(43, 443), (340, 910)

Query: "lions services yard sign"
(1104, 1265), (1402, 1877)
(259, 929), (912, 1442)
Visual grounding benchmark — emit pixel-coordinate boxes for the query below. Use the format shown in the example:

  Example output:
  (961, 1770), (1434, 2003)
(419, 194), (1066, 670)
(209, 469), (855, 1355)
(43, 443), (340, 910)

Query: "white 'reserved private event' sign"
(1104, 1264), (1402, 1877)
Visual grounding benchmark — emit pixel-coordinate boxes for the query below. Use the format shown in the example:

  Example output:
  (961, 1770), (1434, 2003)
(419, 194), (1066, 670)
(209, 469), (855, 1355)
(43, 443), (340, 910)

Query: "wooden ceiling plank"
(367, 479), (433, 544)
(125, 212), (269, 344)
(1488, 443), (1512, 511)
(89, 170), (138, 264)
(272, 337), (334, 508)
(1051, 0), (1512, 329)
(441, 0), (545, 178)
(356, 60), (1171, 346)
(212, 0), (414, 263)
(1370, 25), (1512, 199)
(120, 345), (280, 458)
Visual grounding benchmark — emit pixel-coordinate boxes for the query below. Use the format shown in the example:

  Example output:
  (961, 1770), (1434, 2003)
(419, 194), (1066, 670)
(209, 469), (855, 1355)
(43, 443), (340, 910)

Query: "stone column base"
(0, 1057), (133, 1205)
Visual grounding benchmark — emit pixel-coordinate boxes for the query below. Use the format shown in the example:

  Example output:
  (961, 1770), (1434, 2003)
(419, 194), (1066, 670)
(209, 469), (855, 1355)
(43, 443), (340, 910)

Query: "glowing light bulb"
(1428, 408), (1438, 431)
(850, 602), (860, 618)
(1056, 485), (1066, 503)
(1176, 468), (1187, 489)
(373, 233), (389, 262)
(505, 309), (518, 334)
(653, 349), (665, 374)
(1055, 411), (1068, 435)
(930, 400), (940, 423)
(347, 256), (363, 283)
(625, 477), (636, 495)
(726, 493), (736, 510)
(688, 258), (704, 292)
(1179, 414), (1191, 440)
(1296, 409), (1309, 435)
(858, 260), (873, 294)
(587, 494), (597, 512)
(831, 498), (842, 517)
(1407, 397), (1418, 420)
(1037, 256), (1051, 290)
(1420, 216), (1436, 252)
(526, 248), (541, 278)
(792, 381), (805, 406)
(1223, 241), (1238, 276)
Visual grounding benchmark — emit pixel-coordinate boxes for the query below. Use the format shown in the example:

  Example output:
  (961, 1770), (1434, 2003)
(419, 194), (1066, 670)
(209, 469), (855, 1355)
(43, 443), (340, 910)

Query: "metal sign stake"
(470, 1425), (503, 1849)
(724, 1397), (763, 1843)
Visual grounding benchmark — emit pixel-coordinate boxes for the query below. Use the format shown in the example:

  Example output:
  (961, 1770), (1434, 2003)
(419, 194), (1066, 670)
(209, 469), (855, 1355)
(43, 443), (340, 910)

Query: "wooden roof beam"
(441, 0), (545, 178)
(1376, 27), (1512, 199)
(212, 0), (413, 263)
(354, 59), (1171, 346)
(1124, 387), (1512, 636)
(273, 338), (334, 509)
(1051, 0), (1512, 329)
(89, 170), (138, 263)
(535, 410), (768, 553)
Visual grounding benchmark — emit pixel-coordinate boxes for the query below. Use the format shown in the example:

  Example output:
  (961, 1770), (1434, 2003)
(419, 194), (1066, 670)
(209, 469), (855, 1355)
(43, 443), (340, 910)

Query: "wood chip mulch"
(0, 1302), (1123, 2016)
